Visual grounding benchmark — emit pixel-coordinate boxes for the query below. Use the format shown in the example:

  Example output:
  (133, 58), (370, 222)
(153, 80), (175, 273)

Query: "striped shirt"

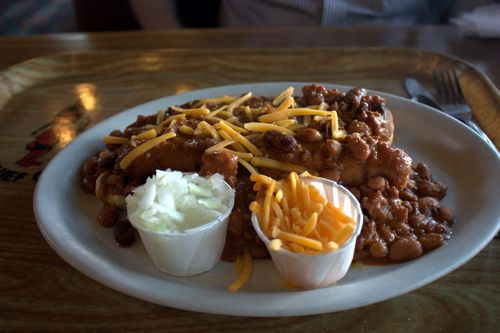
(221, 0), (467, 27)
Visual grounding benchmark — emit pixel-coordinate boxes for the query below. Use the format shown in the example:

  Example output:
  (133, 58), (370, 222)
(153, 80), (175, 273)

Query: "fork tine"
(433, 69), (446, 104)
(449, 69), (465, 104)
(445, 69), (459, 104)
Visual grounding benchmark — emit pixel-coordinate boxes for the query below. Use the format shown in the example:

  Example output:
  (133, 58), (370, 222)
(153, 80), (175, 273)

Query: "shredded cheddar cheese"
(330, 111), (338, 138)
(217, 121), (262, 157)
(276, 96), (295, 112)
(119, 132), (176, 169)
(258, 108), (332, 123)
(250, 172), (357, 255)
(227, 92), (252, 114)
(250, 157), (306, 173)
(274, 119), (297, 128)
(194, 95), (236, 107)
(131, 128), (157, 140)
(198, 121), (220, 140)
(333, 129), (349, 140)
(205, 138), (235, 154)
(272, 86), (294, 106)
(228, 247), (252, 292)
(213, 118), (249, 134)
(171, 106), (210, 115)
(157, 114), (185, 130)
(238, 158), (258, 175)
(221, 148), (253, 160)
(243, 122), (295, 136)
(156, 109), (166, 124)
(217, 129), (247, 152)
(103, 136), (129, 145)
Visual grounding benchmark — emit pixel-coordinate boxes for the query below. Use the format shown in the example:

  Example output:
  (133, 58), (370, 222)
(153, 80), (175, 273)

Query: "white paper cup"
(251, 176), (363, 289)
(130, 195), (234, 277)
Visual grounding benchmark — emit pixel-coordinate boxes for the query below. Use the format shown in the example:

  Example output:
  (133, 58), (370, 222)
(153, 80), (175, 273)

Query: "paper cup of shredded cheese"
(126, 170), (234, 277)
(250, 174), (363, 289)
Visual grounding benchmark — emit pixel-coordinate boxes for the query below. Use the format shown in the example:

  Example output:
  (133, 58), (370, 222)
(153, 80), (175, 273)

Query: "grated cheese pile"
(126, 170), (234, 233)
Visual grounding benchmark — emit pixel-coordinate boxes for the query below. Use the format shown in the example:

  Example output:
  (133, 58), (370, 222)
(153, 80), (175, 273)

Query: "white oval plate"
(34, 82), (500, 317)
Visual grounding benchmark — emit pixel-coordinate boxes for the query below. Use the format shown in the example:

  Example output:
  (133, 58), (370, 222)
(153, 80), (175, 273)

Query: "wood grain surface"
(0, 27), (499, 332)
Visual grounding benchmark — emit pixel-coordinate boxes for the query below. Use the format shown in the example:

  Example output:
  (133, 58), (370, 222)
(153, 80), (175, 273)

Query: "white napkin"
(451, 4), (500, 38)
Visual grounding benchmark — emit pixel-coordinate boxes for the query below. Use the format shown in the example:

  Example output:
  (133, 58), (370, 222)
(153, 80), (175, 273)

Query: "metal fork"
(433, 68), (496, 150)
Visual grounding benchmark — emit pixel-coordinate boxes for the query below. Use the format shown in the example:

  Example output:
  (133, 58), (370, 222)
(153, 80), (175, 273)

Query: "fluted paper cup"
(131, 196), (234, 277)
(251, 176), (363, 289)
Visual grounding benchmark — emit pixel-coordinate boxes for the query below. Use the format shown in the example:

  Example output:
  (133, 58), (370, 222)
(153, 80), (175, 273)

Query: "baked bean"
(436, 205), (454, 224)
(414, 227), (425, 236)
(82, 158), (98, 176)
(97, 205), (118, 228)
(392, 205), (409, 225)
(97, 150), (116, 169)
(264, 130), (298, 151)
(355, 234), (365, 251)
(400, 189), (417, 201)
(394, 223), (412, 237)
(406, 178), (417, 191)
(296, 128), (323, 142)
(379, 224), (396, 243)
(302, 84), (329, 105)
(297, 149), (312, 165)
(104, 173), (124, 187)
(416, 180), (447, 199)
(416, 162), (432, 180)
(389, 238), (423, 261)
(370, 240), (388, 258)
(430, 222), (449, 234)
(349, 187), (361, 200)
(358, 102), (369, 113)
(418, 197), (439, 215)
(371, 95), (386, 105)
(324, 139), (342, 158)
(361, 220), (379, 246)
(109, 129), (122, 136)
(425, 220), (449, 234)
(113, 219), (136, 247)
(408, 214), (426, 229)
(402, 201), (413, 211)
(357, 110), (368, 121)
(81, 175), (96, 194)
(320, 168), (341, 182)
(346, 135), (370, 161)
(348, 120), (372, 136)
(387, 186), (399, 199)
(359, 184), (374, 197)
(344, 88), (366, 108)
(419, 233), (444, 250)
(367, 176), (387, 191)
(372, 101), (388, 114)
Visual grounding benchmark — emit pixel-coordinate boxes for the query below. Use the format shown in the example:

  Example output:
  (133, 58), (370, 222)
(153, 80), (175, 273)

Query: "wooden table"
(1, 27), (499, 332)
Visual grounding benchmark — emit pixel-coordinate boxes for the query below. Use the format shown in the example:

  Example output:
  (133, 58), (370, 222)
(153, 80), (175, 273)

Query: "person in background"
(1, 0), (496, 35)
(130, 0), (497, 29)
(0, 0), (75, 35)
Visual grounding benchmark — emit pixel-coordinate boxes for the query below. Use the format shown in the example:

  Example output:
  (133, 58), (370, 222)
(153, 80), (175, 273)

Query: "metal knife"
(404, 78), (442, 110)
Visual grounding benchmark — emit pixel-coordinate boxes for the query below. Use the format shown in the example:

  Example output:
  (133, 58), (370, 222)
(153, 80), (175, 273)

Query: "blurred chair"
(74, 0), (140, 31)
(74, 0), (221, 31)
